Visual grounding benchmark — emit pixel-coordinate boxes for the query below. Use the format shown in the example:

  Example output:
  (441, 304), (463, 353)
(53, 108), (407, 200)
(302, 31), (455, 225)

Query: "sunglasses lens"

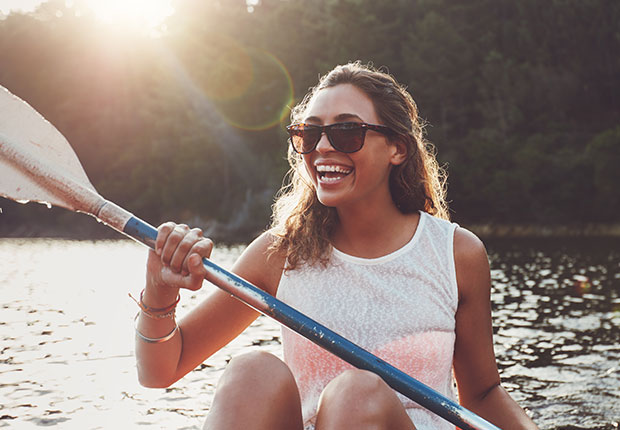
(328, 124), (365, 153)
(289, 125), (321, 154)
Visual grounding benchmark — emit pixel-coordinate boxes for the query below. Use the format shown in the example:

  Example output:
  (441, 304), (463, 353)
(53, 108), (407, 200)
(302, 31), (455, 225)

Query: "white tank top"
(276, 211), (459, 430)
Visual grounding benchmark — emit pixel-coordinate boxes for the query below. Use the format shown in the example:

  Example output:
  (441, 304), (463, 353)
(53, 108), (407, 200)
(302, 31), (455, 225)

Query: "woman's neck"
(331, 203), (420, 259)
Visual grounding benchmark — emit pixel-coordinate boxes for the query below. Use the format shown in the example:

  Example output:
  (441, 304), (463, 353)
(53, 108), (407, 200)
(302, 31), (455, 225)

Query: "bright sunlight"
(84, 0), (174, 36)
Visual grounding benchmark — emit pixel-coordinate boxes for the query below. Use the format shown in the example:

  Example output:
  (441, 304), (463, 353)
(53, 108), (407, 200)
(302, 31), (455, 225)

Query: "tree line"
(1, 0), (618, 241)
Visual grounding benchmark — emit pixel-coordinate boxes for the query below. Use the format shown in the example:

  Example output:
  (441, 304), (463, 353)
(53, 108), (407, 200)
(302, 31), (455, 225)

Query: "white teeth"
(321, 175), (343, 183)
(316, 165), (352, 174)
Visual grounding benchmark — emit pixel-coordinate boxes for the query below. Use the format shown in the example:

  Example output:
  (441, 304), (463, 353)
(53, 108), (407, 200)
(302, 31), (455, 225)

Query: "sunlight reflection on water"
(486, 238), (619, 429)
(0, 238), (618, 429)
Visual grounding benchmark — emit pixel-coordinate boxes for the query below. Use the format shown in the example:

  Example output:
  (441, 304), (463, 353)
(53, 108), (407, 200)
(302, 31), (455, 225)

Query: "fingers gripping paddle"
(0, 85), (500, 430)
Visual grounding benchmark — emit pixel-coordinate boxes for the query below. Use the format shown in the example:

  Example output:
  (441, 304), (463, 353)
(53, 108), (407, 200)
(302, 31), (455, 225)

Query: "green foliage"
(585, 127), (620, 220)
(0, 0), (618, 239)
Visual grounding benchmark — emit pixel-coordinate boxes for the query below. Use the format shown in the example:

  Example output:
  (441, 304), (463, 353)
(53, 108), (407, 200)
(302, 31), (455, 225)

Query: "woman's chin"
(316, 188), (346, 208)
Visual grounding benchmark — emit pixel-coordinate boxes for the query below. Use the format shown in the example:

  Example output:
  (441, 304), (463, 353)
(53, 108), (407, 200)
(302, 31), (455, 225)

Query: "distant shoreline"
(466, 223), (620, 239)
(2, 223), (620, 243)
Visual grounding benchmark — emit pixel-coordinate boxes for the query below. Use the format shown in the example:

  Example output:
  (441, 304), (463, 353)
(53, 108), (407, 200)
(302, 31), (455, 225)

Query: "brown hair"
(269, 61), (448, 270)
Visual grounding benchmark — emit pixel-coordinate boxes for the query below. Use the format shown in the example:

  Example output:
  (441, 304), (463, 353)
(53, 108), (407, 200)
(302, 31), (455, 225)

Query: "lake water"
(0, 238), (618, 429)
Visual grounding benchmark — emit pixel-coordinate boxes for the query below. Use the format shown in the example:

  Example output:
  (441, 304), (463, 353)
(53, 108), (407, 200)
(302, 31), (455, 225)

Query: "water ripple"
(0, 238), (618, 429)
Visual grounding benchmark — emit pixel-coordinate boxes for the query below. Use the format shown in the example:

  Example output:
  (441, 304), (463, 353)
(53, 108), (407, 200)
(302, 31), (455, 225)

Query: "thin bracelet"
(134, 312), (179, 343)
(128, 289), (180, 319)
(140, 307), (176, 320)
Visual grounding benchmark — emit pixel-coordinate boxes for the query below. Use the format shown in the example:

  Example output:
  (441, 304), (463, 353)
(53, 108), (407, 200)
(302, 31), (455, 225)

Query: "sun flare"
(84, 0), (174, 36)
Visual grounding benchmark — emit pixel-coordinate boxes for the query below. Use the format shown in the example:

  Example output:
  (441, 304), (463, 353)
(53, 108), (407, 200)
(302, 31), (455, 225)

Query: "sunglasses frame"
(286, 122), (395, 154)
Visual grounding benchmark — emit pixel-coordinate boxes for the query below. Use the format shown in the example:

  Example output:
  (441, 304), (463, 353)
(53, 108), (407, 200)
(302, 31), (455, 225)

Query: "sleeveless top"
(276, 211), (459, 430)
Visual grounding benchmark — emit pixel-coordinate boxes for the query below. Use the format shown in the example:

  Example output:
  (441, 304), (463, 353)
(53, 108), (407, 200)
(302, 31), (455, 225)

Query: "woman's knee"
(206, 351), (303, 429)
(317, 369), (414, 429)
(217, 351), (298, 399)
(325, 369), (387, 398)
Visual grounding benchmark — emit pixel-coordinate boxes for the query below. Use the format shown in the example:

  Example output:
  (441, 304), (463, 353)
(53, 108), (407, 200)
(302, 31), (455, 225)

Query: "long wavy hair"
(269, 62), (449, 270)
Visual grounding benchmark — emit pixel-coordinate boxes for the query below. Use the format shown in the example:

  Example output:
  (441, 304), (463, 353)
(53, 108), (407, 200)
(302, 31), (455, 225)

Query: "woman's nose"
(315, 132), (334, 153)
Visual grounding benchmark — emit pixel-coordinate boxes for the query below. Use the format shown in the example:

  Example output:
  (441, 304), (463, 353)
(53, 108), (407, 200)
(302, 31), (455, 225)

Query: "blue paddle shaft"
(124, 216), (500, 430)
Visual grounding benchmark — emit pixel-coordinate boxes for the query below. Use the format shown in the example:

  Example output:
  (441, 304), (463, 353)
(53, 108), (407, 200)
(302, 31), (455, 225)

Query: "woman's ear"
(389, 138), (408, 166)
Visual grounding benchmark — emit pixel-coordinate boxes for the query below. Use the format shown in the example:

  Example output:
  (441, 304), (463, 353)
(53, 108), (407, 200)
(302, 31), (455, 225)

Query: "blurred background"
(0, 0), (618, 241)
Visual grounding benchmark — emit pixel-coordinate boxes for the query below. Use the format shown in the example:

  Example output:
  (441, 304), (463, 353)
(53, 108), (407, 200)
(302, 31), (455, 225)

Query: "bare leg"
(315, 369), (416, 430)
(203, 351), (304, 430)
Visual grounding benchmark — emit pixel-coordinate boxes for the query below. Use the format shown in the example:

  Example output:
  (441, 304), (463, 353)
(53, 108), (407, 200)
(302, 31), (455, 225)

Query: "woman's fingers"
(159, 255), (207, 291)
(169, 228), (206, 273)
(152, 222), (213, 291)
(180, 236), (213, 273)
(158, 223), (189, 266)
(183, 253), (210, 290)
(154, 222), (176, 255)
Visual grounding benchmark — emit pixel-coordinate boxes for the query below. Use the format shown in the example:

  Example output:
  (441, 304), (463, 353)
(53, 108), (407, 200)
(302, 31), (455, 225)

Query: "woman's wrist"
(130, 288), (179, 319)
(142, 286), (179, 307)
(143, 277), (181, 309)
(133, 285), (180, 342)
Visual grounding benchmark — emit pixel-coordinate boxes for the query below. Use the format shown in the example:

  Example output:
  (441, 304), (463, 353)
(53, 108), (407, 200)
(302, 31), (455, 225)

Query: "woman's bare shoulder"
(453, 227), (491, 301)
(454, 227), (487, 259)
(231, 230), (286, 296)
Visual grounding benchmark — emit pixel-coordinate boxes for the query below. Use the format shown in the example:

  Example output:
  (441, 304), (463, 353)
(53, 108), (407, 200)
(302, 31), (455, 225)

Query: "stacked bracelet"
(129, 289), (180, 319)
(133, 312), (179, 343)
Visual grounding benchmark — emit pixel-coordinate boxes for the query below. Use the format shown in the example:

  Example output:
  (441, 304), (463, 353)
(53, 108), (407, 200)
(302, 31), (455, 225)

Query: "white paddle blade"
(0, 152), (61, 208)
(0, 85), (99, 212)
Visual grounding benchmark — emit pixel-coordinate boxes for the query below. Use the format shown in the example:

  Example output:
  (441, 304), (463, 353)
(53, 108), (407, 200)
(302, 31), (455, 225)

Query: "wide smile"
(315, 164), (353, 184)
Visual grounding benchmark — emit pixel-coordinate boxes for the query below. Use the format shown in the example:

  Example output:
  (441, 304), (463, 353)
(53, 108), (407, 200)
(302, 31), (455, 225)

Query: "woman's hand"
(145, 222), (213, 305)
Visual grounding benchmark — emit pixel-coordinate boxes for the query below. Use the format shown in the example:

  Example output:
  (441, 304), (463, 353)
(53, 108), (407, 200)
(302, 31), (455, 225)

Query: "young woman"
(134, 62), (538, 430)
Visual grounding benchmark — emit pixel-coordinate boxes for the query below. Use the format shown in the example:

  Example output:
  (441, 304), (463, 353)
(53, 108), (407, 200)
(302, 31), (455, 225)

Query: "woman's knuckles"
(190, 227), (203, 237)
(194, 239), (214, 255)
(173, 224), (190, 234)
(159, 221), (176, 231)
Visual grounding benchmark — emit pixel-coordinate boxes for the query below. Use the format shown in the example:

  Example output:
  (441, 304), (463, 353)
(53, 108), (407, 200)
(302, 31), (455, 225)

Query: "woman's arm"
(135, 223), (285, 388)
(452, 227), (538, 429)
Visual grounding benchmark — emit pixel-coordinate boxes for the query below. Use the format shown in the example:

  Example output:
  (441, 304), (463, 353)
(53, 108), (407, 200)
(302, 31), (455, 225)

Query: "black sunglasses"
(286, 122), (395, 154)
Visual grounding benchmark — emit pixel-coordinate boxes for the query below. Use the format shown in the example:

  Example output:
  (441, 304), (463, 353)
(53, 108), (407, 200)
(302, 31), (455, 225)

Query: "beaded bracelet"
(134, 312), (179, 343)
(129, 289), (180, 319)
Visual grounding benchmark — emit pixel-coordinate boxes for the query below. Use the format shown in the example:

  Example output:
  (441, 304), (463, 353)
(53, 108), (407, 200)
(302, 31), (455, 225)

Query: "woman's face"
(300, 83), (405, 210)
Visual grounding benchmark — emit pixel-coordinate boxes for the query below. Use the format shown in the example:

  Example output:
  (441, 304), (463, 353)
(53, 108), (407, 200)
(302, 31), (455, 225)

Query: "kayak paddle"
(0, 85), (500, 430)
